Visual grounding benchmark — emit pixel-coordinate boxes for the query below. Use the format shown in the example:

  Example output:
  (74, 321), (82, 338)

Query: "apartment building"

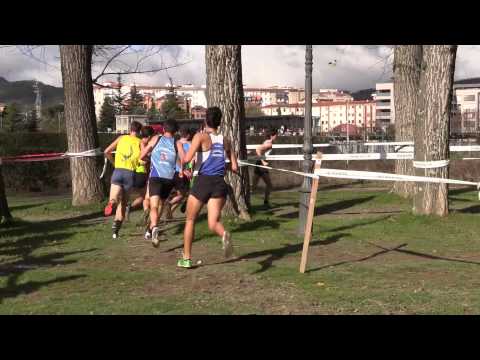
(374, 83), (395, 130)
(261, 100), (376, 134)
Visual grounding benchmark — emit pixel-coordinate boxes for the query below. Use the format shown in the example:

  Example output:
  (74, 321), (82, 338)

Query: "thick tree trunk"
(205, 45), (250, 220)
(413, 45), (457, 216)
(392, 45), (422, 198)
(60, 45), (104, 206)
(0, 164), (12, 222)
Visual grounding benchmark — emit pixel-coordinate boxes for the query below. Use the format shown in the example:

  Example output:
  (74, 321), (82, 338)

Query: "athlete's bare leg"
(182, 195), (204, 260)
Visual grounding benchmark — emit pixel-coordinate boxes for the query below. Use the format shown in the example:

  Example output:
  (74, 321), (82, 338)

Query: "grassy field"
(1, 185), (480, 314)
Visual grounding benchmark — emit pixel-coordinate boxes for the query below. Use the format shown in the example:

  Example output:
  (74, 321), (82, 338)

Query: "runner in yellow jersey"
(104, 121), (142, 239)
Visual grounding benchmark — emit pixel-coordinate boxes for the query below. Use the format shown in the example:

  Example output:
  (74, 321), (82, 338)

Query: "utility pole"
(298, 45), (314, 236)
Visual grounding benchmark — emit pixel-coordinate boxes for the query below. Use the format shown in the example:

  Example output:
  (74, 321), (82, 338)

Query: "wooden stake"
(299, 152), (322, 273)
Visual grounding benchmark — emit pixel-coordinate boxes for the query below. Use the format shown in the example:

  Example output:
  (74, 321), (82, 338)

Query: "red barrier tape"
(1, 152), (66, 163)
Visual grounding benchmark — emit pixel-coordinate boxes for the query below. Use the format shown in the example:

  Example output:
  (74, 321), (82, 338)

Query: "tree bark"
(60, 45), (104, 206)
(392, 45), (423, 198)
(413, 45), (457, 216)
(0, 164), (12, 222)
(205, 45), (250, 220)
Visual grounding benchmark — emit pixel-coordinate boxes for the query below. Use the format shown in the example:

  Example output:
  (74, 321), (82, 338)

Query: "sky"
(1, 45), (480, 92)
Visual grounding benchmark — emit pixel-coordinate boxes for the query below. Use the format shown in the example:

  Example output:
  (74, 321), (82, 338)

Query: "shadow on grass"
(449, 187), (474, 196)
(0, 209), (103, 303)
(307, 242), (480, 273)
(457, 205), (480, 214)
(9, 202), (50, 212)
(278, 196), (376, 219)
(208, 216), (391, 274)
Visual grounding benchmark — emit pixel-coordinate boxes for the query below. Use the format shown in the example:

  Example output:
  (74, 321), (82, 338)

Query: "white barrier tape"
(253, 153), (413, 161)
(364, 141), (414, 146)
(413, 160), (450, 169)
(246, 144), (330, 150)
(238, 161), (319, 179)
(64, 148), (103, 158)
(99, 157), (108, 179)
(239, 160), (480, 190)
(314, 167), (479, 187)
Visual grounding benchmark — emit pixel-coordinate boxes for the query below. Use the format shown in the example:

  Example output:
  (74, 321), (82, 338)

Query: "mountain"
(351, 88), (375, 101)
(0, 77), (64, 110)
(454, 77), (480, 85)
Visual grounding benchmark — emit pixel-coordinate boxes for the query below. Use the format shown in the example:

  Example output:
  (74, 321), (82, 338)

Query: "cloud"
(0, 45), (479, 92)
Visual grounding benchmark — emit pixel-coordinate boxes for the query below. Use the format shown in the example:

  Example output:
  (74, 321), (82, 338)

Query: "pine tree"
(3, 103), (23, 132)
(98, 97), (116, 131)
(112, 74), (126, 116)
(126, 84), (146, 115)
(147, 100), (160, 121)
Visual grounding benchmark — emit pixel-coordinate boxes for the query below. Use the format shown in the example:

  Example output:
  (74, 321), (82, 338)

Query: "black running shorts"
(254, 160), (269, 176)
(133, 172), (148, 189)
(149, 177), (175, 200)
(190, 175), (228, 204)
(173, 172), (189, 194)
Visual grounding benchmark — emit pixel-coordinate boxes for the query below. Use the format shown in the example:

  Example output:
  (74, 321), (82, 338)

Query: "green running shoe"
(177, 258), (193, 269)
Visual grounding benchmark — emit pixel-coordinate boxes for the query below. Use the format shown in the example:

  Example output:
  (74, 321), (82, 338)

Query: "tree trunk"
(413, 45), (457, 216)
(392, 45), (423, 198)
(0, 164), (12, 222)
(205, 45), (250, 221)
(60, 45), (104, 206)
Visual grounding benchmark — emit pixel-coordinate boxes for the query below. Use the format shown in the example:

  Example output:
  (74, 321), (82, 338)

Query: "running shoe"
(104, 201), (116, 217)
(177, 258), (193, 269)
(222, 231), (234, 258)
(151, 227), (160, 248)
(112, 220), (122, 239)
(144, 228), (152, 241)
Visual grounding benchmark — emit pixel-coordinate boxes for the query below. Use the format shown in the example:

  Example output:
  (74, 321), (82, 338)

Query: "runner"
(177, 107), (238, 269)
(168, 127), (194, 216)
(252, 127), (278, 208)
(104, 121), (143, 239)
(140, 119), (180, 247)
(125, 125), (155, 223)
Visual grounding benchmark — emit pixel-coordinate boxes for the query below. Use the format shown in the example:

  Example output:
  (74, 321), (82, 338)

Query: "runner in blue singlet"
(140, 119), (180, 247)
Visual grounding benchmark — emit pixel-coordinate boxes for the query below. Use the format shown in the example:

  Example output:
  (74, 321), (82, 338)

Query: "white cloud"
(0, 45), (479, 92)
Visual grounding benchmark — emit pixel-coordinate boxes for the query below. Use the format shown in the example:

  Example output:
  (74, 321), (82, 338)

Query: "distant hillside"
(0, 77), (64, 110)
(454, 77), (480, 85)
(351, 88), (375, 101)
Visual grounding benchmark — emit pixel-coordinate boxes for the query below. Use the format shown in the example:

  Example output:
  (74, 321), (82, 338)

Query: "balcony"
(376, 114), (391, 120)
(375, 91), (391, 98)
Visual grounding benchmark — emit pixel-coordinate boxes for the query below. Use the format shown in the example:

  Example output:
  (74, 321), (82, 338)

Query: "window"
(464, 94), (475, 102)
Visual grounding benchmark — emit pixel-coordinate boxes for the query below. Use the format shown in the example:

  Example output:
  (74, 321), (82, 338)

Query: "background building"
(374, 83), (394, 133)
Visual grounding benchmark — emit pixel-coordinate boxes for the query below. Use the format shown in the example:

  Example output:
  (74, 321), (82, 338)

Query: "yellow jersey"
(114, 135), (141, 172)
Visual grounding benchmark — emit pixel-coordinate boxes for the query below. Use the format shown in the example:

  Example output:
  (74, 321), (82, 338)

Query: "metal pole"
(298, 45), (314, 236)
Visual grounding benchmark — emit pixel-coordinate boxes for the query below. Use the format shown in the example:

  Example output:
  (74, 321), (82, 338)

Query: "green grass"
(2, 186), (480, 314)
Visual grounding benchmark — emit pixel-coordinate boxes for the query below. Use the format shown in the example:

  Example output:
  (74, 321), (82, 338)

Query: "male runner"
(104, 121), (143, 239)
(252, 128), (278, 208)
(177, 107), (238, 269)
(140, 119), (180, 247)
(126, 125), (155, 222)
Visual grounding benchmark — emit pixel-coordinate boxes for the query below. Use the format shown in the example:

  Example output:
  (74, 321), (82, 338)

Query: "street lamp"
(298, 45), (314, 236)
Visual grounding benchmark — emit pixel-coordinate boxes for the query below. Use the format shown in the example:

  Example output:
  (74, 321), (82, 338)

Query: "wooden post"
(299, 152), (322, 273)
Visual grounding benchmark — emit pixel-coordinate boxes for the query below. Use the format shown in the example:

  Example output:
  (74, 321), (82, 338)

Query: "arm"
(104, 136), (122, 165)
(140, 135), (158, 161)
(225, 138), (238, 174)
(183, 134), (203, 165)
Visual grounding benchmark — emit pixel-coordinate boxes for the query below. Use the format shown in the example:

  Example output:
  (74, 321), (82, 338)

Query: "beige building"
(374, 82), (395, 129)
(261, 100), (376, 133)
(115, 114), (148, 133)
